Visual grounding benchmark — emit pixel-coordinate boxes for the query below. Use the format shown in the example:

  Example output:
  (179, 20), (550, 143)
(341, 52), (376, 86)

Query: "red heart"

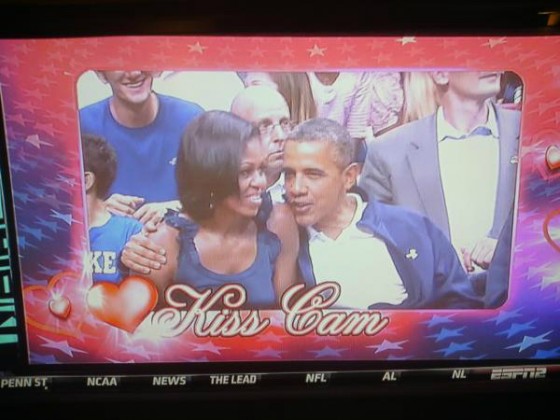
(543, 209), (560, 255)
(86, 276), (158, 334)
(546, 145), (560, 171)
(24, 271), (87, 338)
(48, 295), (71, 319)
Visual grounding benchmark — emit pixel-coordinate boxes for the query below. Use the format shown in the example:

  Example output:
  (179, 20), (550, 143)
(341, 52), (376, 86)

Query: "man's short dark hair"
(176, 110), (260, 222)
(81, 133), (117, 199)
(286, 118), (355, 169)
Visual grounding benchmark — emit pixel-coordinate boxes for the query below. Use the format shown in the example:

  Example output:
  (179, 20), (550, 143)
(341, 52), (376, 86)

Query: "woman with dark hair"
(137, 110), (299, 308)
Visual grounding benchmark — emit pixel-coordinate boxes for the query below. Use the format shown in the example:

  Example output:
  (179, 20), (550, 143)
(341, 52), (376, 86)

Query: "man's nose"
(271, 126), (286, 146)
(290, 174), (306, 195)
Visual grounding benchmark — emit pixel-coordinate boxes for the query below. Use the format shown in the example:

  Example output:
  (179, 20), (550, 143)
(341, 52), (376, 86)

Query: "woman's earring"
(209, 191), (214, 210)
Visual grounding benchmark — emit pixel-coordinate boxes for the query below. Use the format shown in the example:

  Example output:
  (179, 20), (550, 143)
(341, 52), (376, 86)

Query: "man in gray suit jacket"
(359, 71), (520, 273)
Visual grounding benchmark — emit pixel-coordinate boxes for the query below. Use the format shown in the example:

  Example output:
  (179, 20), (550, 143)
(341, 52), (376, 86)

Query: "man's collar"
(436, 102), (499, 142)
(307, 193), (364, 241)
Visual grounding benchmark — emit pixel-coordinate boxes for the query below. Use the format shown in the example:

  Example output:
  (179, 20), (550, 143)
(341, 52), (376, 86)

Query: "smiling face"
(220, 137), (268, 218)
(283, 140), (356, 229)
(96, 71), (157, 106)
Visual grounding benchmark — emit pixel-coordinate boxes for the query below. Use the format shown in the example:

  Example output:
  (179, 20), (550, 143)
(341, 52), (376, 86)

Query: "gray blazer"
(359, 105), (521, 239)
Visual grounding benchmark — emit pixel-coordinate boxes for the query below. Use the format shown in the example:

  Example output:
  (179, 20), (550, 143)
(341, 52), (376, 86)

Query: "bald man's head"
(231, 85), (289, 123)
(231, 86), (291, 179)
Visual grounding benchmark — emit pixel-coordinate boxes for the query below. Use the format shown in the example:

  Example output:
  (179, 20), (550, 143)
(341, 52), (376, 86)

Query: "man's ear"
(431, 71), (450, 87)
(84, 171), (95, 193)
(343, 162), (360, 191)
(94, 71), (108, 84)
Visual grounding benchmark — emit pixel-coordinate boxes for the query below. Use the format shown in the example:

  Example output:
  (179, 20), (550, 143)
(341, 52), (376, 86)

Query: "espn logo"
(490, 367), (547, 380)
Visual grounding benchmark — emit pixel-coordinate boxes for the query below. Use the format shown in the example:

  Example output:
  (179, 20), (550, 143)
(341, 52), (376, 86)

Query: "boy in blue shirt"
(82, 133), (143, 283)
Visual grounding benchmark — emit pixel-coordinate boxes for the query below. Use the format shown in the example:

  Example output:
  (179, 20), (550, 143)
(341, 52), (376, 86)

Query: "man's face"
(447, 71), (502, 101)
(237, 93), (290, 174)
(283, 140), (354, 229)
(97, 71), (156, 106)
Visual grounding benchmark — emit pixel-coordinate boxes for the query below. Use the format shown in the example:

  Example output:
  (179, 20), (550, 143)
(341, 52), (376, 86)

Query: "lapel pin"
(406, 249), (418, 260)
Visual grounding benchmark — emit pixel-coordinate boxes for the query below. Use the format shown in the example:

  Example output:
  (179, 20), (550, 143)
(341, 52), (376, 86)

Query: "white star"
(396, 36), (416, 45)
(483, 37), (507, 48)
(191, 340), (229, 355)
(25, 134), (52, 149)
(188, 41), (207, 54)
(308, 44), (326, 57)
(39, 336), (87, 357)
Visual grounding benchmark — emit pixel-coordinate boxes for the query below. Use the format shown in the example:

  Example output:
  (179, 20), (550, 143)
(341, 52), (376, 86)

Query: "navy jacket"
(298, 200), (483, 309)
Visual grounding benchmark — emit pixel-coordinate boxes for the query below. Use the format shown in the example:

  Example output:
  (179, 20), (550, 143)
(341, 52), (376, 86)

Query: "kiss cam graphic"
(1, 35), (560, 365)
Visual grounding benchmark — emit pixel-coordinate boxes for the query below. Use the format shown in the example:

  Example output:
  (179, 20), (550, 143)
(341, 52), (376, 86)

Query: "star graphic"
(249, 46), (266, 57)
(25, 134), (53, 149)
(538, 274), (560, 291)
(483, 37), (507, 48)
(309, 345), (348, 358)
(219, 45), (235, 56)
(366, 339), (407, 354)
(188, 42), (207, 54)
(506, 331), (552, 352)
(428, 327), (465, 342)
(252, 347), (285, 358)
(30, 352), (60, 364)
(191, 340), (229, 355)
(308, 44), (326, 57)
(396, 36), (416, 45)
(280, 46), (295, 58)
(485, 308), (523, 325)
(497, 320), (537, 339)
(51, 210), (78, 226)
(533, 346), (560, 359)
(422, 314), (454, 328)
(20, 225), (45, 241)
(39, 336), (87, 357)
(435, 341), (475, 357)
(123, 344), (157, 359)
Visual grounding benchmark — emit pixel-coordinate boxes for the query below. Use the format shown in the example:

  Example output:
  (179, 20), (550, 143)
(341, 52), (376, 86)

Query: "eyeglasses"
(255, 118), (294, 136)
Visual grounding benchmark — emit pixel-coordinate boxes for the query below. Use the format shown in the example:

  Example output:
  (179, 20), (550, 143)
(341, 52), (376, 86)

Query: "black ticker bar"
(0, 365), (557, 399)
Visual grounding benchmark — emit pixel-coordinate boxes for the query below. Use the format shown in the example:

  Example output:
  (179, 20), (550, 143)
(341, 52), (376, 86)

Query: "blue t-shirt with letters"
(89, 214), (143, 283)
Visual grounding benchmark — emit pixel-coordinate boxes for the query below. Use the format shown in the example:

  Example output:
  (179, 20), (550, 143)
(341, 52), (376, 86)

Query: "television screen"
(0, 34), (559, 400)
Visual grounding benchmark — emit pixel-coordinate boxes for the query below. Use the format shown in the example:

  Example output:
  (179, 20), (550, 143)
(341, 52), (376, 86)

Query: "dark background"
(1, 0), (559, 417)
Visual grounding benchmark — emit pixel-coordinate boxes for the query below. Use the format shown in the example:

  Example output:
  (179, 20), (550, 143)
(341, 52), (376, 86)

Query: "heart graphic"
(48, 295), (71, 319)
(24, 271), (87, 338)
(543, 209), (560, 254)
(545, 145), (560, 171)
(86, 276), (158, 333)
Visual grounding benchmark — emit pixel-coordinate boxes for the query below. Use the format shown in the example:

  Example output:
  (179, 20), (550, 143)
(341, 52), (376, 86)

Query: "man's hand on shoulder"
(121, 221), (167, 274)
(133, 200), (181, 225)
(105, 194), (144, 217)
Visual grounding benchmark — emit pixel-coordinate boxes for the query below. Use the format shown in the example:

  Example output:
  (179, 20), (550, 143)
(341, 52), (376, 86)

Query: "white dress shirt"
(307, 194), (408, 309)
(436, 104), (499, 271)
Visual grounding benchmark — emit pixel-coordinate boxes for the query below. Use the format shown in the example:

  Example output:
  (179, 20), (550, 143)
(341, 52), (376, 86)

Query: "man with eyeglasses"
(230, 85), (293, 203)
